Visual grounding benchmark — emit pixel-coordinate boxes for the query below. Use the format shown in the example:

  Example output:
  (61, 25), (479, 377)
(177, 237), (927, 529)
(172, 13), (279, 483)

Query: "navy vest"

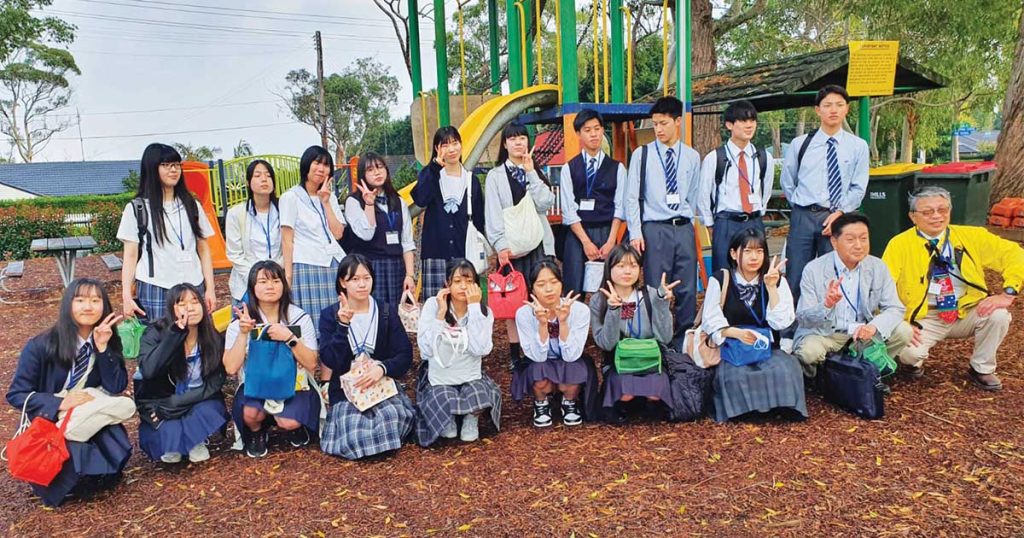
(505, 164), (527, 205)
(568, 153), (618, 224)
(715, 273), (779, 349)
(344, 195), (404, 259)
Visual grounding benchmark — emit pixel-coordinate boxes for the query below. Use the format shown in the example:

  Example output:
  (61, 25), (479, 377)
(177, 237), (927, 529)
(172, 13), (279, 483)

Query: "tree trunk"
(991, 8), (1024, 203)
(691, 0), (718, 155)
(900, 108), (917, 163)
(771, 123), (782, 158)
(795, 109), (806, 137)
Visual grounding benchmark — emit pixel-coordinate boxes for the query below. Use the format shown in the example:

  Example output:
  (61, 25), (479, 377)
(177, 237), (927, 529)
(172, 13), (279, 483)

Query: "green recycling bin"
(914, 161), (996, 226)
(862, 163), (927, 257)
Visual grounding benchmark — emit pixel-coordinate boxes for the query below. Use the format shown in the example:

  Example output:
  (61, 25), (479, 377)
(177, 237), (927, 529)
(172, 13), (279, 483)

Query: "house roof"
(0, 160), (137, 197)
(691, 46), (949, 113)
(958, 130), (999, 154)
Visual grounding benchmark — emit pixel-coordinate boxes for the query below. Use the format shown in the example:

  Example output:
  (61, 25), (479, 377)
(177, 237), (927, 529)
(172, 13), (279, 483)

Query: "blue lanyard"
(302, 190), (331, 242)
(583, 152), (601, 198)
(352, 300), (377, 355)
(654, 141), (681, 192)
(626, 296), (643, 338)
(740, 282), (767, 326)
(250, 207), (278, 258)
(378, 201), (399, 231)
(832, 259), (862, 316)
(917, 229), (954, 266)
(166, 201), (186, 250)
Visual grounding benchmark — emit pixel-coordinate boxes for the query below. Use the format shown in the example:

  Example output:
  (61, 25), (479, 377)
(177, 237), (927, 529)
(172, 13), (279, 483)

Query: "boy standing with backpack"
(698, 100), (774, 273)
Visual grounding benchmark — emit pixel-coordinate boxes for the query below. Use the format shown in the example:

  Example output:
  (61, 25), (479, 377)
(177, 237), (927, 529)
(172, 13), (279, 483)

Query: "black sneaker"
(533, 399), (553, 428)
(289, 427), (310, 448)
(245, 430), (268, 458)
(561, 399), (583, 426)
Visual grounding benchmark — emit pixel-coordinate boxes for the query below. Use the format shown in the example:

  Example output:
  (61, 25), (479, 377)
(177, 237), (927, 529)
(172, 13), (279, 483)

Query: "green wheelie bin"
(914, 161), (996, 226)
(862, 163), (927, 257)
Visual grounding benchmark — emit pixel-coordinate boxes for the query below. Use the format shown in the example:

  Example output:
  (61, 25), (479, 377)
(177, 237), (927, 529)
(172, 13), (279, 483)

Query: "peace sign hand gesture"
(233, 303), (255, 334)
(337, 293), (355, 325)
(556, 293), (579, 323)
(525, 295), (549, 325)
(434, 143), (448, 167)
(357, 180), (377, 206)
(317, 175), (334, 205)
(92, 313), (123, 353)
(764, 256), (786, 289)
(824, 276), (844, 309)
(600, 280), (623, 308)
(522, 145), (537, 173)
(659, 272), (682, 299)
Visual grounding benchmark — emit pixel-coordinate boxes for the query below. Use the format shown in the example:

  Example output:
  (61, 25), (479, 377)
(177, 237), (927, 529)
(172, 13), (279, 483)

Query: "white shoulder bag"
(463, 170), (493, 273)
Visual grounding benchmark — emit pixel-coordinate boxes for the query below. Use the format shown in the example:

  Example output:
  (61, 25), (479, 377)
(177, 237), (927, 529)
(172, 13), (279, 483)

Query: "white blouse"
(514, 300), (590, 363)
(279, 185), (346, 267)
(701, 272), (795, 346)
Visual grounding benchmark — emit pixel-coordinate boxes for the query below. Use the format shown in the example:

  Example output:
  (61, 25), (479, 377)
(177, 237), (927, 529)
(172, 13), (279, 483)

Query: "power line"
(71, 48), (306, 59)
(49, 120), (304, 140)
(48, 99), (282, 117)
(96, 0), (388, 24)
(70, 0), (395, 29)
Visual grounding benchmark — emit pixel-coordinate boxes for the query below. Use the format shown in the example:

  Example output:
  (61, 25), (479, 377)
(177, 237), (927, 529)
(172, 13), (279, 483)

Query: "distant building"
(958, 130), (999, 158)
(0, 160), (136, 200)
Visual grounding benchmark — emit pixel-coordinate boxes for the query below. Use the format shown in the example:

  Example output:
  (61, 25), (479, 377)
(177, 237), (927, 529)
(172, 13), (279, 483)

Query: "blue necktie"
(826, 137), (842, 210)
(66, 341), (92, 389)
(586, 157), (597, 185)
(513, 166), (526, 188)
(664, 147), (679, 210)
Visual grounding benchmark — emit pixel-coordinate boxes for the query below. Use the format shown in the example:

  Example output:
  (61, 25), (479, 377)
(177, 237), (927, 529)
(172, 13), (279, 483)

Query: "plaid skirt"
(291, 261), (338, 337)
(136, 280), (206, 324)
(713, 349), (808, 423)
(415, 363), (502, 447)
(421, 258), (448, 301)
(370, 256), (405, 311)
(320, 391), (415, 460)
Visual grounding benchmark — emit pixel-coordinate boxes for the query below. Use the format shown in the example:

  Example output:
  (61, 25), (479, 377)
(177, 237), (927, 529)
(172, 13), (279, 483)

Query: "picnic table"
(30, 236), (98, 288)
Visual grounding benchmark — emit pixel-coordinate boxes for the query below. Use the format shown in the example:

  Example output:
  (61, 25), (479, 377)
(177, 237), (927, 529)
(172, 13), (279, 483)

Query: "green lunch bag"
(851, 337), (897, 377)
(613, 338), (663, 375)
(117, 317), (146, 359)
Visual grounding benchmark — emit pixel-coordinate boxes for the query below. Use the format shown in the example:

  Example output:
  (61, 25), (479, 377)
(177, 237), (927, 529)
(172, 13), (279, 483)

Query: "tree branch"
(713, 0), (768, 38)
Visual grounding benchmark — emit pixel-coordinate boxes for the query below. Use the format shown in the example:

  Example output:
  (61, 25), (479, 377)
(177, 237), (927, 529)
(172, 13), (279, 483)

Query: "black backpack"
(711, 144), (769, 215)
(131, 198), (155, 278)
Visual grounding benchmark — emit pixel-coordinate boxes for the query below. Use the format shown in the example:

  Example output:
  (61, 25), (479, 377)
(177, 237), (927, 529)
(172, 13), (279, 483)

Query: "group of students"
(8, 85), (1024, 508)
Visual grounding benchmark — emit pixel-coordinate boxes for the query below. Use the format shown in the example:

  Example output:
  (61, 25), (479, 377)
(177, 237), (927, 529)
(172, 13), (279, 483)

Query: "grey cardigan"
(589, 285), (674, 351)
(484, 164), (556, 256)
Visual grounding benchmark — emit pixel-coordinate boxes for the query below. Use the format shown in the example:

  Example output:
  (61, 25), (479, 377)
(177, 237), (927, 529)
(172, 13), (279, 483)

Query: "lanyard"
(583, 152), (601, 198)
(654, 141), (681, 192)
(832, 259), (862, 316)
(302, 190), (331, 242)
(166, 201), (186, 250)
(626, 296), (643, 338)
(351, 300), (377, 355)
(741, 282), (767, 326)
(378, 201), (399, 231)
(917, 229), (954, 266)
(250, 207), (278, 258)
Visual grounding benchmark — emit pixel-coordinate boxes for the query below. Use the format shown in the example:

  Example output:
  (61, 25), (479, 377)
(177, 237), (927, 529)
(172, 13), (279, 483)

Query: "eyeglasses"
(913, 206), (951, 217)
(159, 162), (183, 171)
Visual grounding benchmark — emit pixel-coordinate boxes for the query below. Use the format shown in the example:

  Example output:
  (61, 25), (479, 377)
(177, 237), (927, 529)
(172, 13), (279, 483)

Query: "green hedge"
(0, 195), (130, 260)
(0, 193), (133, 211)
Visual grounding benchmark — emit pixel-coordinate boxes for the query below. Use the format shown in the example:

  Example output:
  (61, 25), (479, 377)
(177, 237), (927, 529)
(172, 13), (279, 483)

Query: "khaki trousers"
(795, 322), (914, 378)
(899, 308), (1011, 375)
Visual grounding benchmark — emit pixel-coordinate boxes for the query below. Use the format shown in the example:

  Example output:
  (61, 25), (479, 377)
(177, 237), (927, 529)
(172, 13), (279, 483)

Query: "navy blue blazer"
(318, 299), (412, 405)
(410, 161), (486, 260)
(6, 335), (128, 422)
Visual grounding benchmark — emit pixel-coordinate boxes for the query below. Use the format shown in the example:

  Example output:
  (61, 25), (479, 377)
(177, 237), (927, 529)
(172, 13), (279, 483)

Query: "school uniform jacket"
(411, 161), (486, 260)
(134, 323), (226, 424)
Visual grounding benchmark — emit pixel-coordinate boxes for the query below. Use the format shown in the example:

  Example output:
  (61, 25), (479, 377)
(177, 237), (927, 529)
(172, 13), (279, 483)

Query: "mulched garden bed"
(1, 255), (1023, 537)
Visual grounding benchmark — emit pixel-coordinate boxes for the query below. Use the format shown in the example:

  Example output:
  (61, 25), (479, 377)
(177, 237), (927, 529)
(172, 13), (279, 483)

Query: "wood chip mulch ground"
(1, 255), (1022, 537)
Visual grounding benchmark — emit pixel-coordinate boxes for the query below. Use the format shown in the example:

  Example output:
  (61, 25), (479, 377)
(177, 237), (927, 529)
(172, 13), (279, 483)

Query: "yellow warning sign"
(846, 41), (900, 97)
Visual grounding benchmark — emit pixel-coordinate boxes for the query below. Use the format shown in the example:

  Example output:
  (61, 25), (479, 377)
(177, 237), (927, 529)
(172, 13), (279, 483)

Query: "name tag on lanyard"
(385, 232), (400, 245)
(665, 193), (681, 206)
(579, 199), (596, 212)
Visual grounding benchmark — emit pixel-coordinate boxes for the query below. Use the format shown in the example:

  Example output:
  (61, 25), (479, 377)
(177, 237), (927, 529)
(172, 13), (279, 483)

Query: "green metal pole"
(487, 0), (500, 93)
(506, 0), (523, 91)
(524, 0), (535, 86)
(858, 96), (871, 144)
(609, 0), (624, 104)
(433, 0), (450, 126)
(558, 0), (578, 103)
(408, 0), (422, 98)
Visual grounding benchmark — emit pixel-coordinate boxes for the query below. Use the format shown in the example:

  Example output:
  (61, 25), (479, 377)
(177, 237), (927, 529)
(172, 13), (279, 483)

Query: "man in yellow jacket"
(882, 185), (1024, 391)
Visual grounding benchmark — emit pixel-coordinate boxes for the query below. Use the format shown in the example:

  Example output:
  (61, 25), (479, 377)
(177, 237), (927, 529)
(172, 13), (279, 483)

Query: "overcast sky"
(30, 0), (462, 162)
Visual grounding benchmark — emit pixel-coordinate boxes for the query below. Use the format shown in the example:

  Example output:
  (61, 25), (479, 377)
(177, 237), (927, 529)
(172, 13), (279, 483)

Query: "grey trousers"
(641, 221), (697, 350)
(785, 205), (834, 302)
(711, 213), (766, 273)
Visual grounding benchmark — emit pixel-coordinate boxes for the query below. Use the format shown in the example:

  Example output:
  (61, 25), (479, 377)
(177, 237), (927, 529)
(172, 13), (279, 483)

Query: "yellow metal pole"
(458, 4), (468, 121)
(555, 0), (562, 97)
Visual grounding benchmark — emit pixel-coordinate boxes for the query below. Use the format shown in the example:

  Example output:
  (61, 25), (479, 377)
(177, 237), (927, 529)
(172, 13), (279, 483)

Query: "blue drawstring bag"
(721, 326), (772, 366)
(243, 326), (297, 401)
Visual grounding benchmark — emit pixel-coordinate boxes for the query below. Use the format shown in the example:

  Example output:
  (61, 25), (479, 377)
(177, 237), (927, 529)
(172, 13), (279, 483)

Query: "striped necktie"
(826, 137), (842, 210)
(586, 157), (597, 185)
(513, 166), (526, 188)
(66, 341), (92, 390)
(664, 147), (679, 210)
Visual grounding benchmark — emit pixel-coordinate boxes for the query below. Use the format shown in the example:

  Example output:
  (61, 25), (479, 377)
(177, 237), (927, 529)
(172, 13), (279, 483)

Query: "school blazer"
(134, 324), (225, 424)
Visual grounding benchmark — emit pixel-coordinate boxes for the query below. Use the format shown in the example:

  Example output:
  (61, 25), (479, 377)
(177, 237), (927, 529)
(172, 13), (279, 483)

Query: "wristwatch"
(1004, 287), (1018, 296)
(287, 336), (299, 348)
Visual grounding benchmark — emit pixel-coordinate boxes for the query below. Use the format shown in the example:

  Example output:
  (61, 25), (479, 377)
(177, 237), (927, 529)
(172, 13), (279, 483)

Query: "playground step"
(4, 260), (25, 278)
(101, 254), (123, 272)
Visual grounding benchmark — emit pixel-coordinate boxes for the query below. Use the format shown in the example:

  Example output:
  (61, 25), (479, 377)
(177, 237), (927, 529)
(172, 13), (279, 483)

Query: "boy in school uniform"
(560, 108), (628, 296)
(780, 85), (869, 341)
(698, 100), (775, 273)
(625, 96), (700, 350)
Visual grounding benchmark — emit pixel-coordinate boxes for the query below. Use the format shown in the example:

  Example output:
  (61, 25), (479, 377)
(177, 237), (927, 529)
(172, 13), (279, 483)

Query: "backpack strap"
(794, 129), (817, 189)
(711, 146), (728, 216)
(639, 144), (648, 222)
(692, 269), (730, 328)
(756, 145), (768, 212)
(131, 198), (154, 278)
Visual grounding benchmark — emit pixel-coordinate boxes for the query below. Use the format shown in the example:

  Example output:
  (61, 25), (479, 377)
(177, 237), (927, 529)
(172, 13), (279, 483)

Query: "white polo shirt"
(116, 198), (215, 289)
(279, 184), (346, 267)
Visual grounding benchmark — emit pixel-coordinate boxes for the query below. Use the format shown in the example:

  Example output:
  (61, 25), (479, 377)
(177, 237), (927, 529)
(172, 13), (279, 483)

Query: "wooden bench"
(101, 254), (123, 271)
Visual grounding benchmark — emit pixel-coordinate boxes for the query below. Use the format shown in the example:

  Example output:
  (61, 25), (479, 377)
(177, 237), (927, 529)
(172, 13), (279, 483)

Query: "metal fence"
(207, 154), (302, 216)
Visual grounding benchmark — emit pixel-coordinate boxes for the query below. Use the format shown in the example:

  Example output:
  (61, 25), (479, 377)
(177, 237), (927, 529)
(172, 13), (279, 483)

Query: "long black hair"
(299, 145), (335, 189)
(155, 283), (223, 382)
(429, 126), (462, 163)
(353, 151), (402, 214)
(245, 260), (295, 325)
(728, 228), (771, 275)
(41, 278), (122, 368)
(443, 258), (488, 325)
(245, 159), (279, 214)
(335, 253), (375, 296)
(136, 143), (202, 246)
(496, 122), (550, 186)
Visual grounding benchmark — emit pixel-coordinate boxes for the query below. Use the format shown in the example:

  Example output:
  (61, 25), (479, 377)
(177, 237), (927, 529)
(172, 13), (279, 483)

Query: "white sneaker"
(460, 414), (479, 442)
(780, 338), (794, 354)
(188, 443), (210, 463)
(160, 452), (182, 463)
(440, 420), (458, 439)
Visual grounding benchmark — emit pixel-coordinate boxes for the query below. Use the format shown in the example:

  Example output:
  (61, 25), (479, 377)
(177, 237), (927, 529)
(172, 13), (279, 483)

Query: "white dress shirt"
(701, 272), (795, 345)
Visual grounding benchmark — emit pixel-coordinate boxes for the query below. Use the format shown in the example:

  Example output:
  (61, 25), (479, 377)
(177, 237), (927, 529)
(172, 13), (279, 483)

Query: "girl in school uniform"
(225, 159), (283, 308)
(135, 283), (229, 463)
(224, 260), (320, 458)
(512, 259), (598, 428)
(319, 254), (416, 460)
(415, 258), (502, 446)
(343, 152), (416, 310)
(485, 123), (557, 367)
(411, 126), (485, 300)
(117, 142), (216, 321)
(701, 229), (807, 423)
(590, 244), (678, 423)
(280, 145), (347, 338)
(6, 279), (130, 507)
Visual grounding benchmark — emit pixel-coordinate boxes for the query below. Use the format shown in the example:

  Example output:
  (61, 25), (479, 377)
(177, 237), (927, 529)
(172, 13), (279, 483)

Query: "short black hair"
(299, 145), (334, 187)
(573, 108), (605, 132)
(527, 256), (563, 292)
(335, 253), (375, 296)
(830, 211), (871, 237)
(650, 96), (683, 119)
(815, 85), (849, 106)
(723, 100), (757, 125)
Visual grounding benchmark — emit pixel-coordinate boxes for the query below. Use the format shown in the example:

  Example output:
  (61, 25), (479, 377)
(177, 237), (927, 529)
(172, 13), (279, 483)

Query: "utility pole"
(76, 108), (85, 161)
(315, 31), (328, 149)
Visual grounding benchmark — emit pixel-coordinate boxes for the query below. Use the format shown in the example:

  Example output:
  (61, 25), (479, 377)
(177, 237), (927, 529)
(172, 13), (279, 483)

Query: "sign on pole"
(847, 41), (900, 97)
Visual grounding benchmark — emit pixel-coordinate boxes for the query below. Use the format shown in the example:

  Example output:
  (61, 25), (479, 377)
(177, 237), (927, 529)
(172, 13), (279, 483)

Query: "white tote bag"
(463, 172), (492, 273)
(502, 193), (544, 257)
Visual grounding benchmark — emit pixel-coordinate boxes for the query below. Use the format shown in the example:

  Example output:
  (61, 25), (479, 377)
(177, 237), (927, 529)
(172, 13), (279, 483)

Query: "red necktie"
(738, 152), (753, 213)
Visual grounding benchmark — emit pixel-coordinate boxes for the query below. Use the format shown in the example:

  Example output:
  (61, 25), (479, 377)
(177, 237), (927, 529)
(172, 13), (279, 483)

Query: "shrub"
(0, 206), (69, 260)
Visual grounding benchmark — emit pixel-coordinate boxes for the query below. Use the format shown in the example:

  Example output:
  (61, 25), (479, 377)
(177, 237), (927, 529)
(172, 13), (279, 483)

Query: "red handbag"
(488, 264), (527, 320)
(3, 393), (72, 486)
